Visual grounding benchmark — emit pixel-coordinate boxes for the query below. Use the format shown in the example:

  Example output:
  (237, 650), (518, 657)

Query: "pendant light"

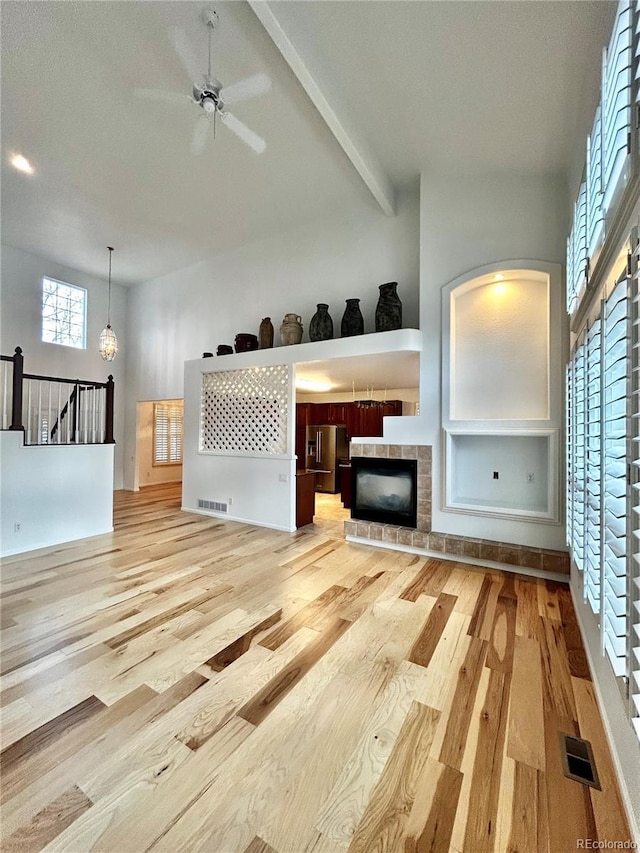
(99, 246), (118, 361)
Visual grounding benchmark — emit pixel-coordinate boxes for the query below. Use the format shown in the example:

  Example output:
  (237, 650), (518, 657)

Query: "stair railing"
(0, 347), (114, 445)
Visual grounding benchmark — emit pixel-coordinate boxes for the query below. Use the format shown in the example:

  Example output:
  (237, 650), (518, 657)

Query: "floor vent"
(560, 733), (601, 789)
(198, 499), (228, 513)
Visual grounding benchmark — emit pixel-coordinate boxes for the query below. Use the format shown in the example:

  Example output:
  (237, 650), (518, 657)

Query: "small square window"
(41, 277), (87, 349)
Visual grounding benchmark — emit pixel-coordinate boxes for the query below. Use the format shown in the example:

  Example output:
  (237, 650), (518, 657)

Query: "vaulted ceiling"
(1, 1), (614, 285)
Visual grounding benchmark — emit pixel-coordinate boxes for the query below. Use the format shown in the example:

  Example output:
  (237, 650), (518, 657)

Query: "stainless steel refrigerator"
(305, 424), (348, 493)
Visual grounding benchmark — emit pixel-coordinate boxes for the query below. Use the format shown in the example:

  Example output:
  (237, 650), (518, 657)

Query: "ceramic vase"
(280, 313), (303, 345)
(309, 303), (333, 342)
(341, 298), (364, 337)
(375, 282), (402, 332)
(234, 333), (259, 353)
(259, 317), (274, 349)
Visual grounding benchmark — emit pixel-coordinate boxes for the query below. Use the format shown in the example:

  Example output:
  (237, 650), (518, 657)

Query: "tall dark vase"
(341, 298), (364, 337)
(309, 303), (333, 341)
(375, 282), (402, 332)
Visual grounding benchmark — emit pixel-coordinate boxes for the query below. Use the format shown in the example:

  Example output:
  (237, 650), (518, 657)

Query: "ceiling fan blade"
(134, 88), (193, 106)
(169, 26), (202, 86)
(191, 116), (210, 155)
(219, 73), (271, 106)
(220, 111), (266, 154)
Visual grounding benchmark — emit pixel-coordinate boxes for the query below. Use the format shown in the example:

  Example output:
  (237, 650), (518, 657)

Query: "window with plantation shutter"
(585, 319), (602, 613)
(628, 228), (639, 737)
(566, 234), (576, 315)
(586, 106), (605, 260)
(602, 0), (633, 213)
(566, 362), (574, 552)
(602, 275), (629, 676)
(567, 183), (588, 314)
(570, 341), (587, 571)
(635, 1), (640, 109)
(153, 402), (183, 465)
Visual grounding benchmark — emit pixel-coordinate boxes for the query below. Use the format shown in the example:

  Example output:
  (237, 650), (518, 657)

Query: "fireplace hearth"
(351, 456), (418, 528)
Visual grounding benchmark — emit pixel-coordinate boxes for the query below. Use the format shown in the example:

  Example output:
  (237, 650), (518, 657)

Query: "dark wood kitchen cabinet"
(296, 403), (312, 427)
(328, 403), (348, 425)
(311, 402), (329, 424)
(296, 401), (403, 449)
(296, 470), (317, 527)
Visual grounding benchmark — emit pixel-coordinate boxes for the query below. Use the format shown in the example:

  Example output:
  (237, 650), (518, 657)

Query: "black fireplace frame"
(351, 456), (418, 528)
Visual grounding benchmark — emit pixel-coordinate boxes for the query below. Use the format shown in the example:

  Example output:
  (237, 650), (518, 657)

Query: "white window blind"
(635, 1), (640, 108)
(567, 183), (588, 315)
(571, 341), (587, 571)
(154, 403), (183, 465)
(567, 234), (576, 315)
(602, 0), (633, 213)
(566, 362), (574, 551)
(567, 181), (588, 314)
(587, 106), (605, 260)
(586, 319), (602, 613)
(602, 276), (629, 676)
(629, 228), (639, 737)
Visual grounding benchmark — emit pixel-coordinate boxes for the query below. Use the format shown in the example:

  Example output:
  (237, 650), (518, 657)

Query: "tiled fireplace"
(344, 442), (569, 576)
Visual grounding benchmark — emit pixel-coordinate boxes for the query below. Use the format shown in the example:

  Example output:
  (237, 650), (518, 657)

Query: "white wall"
(385, 171), (568, 550)
(183, 352), (297, 531)
(124, 186), (419, 489)
(0, 431), (114, 556)
(0, 244), (127, 488)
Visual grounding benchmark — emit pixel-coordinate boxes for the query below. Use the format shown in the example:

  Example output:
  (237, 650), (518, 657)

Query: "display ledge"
(187, 328), (422, 371)
(452, 495), (549, 513)
(445, 499), (554, 523)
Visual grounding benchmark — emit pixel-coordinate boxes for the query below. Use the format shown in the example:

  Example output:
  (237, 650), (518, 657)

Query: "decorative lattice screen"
(201, 365), (289, 454)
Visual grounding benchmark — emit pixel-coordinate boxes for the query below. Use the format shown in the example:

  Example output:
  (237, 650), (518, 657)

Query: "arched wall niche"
(441, 260), (562, 523)
(447, 267), (549, 421)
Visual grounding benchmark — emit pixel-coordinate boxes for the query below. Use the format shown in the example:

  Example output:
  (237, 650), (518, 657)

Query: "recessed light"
(10, 154), (34, 175)
(493, 273), (505, 281)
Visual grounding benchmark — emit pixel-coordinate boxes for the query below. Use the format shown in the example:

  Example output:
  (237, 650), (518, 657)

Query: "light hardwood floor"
(0, 483), (631, 852)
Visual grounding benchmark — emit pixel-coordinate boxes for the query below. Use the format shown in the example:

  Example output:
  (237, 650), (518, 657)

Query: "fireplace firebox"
(351, 456), (418, 528)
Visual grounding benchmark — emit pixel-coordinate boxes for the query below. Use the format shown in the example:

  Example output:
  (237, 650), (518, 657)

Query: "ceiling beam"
(248, 0), (396, 217)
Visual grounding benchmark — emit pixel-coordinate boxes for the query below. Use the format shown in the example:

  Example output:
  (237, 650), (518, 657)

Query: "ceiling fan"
(136, 9), (270, 155)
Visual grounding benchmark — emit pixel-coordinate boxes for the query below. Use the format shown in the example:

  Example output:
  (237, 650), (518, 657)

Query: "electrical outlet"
(527, 473), (535, 483)
(228, 497), (233, 506)
(279, 473), (288, 483)
(493, 471), (499, 480)
(14, 522), (21, 532)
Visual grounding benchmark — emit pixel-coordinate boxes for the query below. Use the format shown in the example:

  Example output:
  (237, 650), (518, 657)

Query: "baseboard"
(181, 506), (294, 533)
(1, 526), (115, 559)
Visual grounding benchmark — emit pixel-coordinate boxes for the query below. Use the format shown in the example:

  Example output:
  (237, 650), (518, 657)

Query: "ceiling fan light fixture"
(99, 246), (118, 362)
(202, 96), (217, 113)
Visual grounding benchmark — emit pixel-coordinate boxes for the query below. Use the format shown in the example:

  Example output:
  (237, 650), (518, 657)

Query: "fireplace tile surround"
(344, 442), (569, 576)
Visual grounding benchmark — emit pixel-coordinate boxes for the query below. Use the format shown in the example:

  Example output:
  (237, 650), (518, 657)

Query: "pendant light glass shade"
(99, 246), (118, 361)
(99, 324), (118, 361)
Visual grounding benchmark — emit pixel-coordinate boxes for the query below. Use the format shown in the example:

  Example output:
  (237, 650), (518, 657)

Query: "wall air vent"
(198, 499), (228, 513)
(560, 733), (601, 789)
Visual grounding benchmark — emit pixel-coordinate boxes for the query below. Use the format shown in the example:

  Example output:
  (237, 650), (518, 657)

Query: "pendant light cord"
(107, 246), (114, 326)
